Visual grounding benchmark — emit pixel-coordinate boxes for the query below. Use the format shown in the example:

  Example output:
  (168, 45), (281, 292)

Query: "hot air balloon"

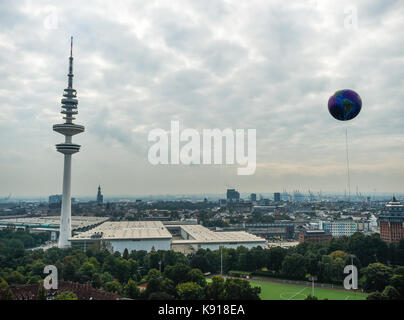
(328, 89), (362, 121)
(327, 89), (362, 202)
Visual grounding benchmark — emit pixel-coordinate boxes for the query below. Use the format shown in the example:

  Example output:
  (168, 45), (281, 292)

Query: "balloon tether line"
(345, 127), (351, 202)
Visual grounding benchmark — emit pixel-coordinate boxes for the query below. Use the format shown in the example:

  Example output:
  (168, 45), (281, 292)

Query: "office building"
(226, 189), (240, 203)
(320, 220), (357, 237)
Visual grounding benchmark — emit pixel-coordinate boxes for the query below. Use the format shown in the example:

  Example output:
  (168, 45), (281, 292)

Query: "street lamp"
(308, 275), (317, 296)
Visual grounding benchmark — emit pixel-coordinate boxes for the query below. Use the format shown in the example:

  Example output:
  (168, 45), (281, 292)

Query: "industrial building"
(0, 216), (108, 232)
(68, 221), (266, 253)
(171, 224), (266, 251)
(0, 216), (109, 242)
(218, 223), (295, 240)
(69, 221), (172, 253)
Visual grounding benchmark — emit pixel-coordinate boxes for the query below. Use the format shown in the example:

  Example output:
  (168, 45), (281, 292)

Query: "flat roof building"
(320, 220), (357, 237)
(172, 224), (266, 251)
(299, 229), (332, 243)
(69, 221), (172, 253)
(0, 216), (108, 232)
(69, 221), (266, 253)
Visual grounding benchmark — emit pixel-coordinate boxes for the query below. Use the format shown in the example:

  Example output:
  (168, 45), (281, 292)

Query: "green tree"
(29, 260), (46, 277)
(163, 250), (188, 268)
(161, 278), (176, 297)
(281, 253), (308, 280)
(395, 239), (404, 265)
(6, 270), (25, 285)
(305, 294), (318, 300)
(190, 254), (210, 273)
(0, 277), (8, 291)
(236, 246), (250, 271)
(205, 250), (220, 273)
(5, 289), (14, 300)
(27, 275), (42, 284)
(318, 255), (333, 283)
(91, 273), (103, 289)
(145, 269), (163, 296)
(78, 261), (97, 282)
(176, 282), (205, 300)
(55, 291), (78, 300)
(267, 247), (287, 273)
(348, 233), (388, 266)
(361, 263), (393, 292)
(205, 276), (225, 300)
(222, 278), (261, 300)
(187, 269), (206, 287)
(382, 285), (400, 300)
(37, 285), (47, 300)
(61, 255), (80, 281)
(164, 264), (191, 285)
(115, 258), (131, 283)
(100, 272), (114, 284)
(104, 280), (122, 294)
(328, 250), (349, 261)
(124, 279), (140, 299)
(123, 248), (129, 260)
(148, 251), (161, 270)
(148, 292), (174, 300)
(366, 291), (385, 300)
(390, 274), (404, 298)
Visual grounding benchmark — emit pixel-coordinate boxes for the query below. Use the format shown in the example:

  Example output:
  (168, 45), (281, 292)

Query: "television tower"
(53, 37), (85, 248)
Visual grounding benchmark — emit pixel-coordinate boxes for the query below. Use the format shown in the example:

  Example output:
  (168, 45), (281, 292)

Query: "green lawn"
(207, 277), (368, 300)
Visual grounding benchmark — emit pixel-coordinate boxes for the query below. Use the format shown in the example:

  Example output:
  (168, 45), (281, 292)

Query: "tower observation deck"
(53, 37), (85, 248)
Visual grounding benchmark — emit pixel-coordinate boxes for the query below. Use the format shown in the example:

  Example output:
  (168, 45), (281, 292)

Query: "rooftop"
(303, 229), (331, 235)
(178, 224), (266, 243)
(0, 216), (108, 230)
(70, 221), (172, 240)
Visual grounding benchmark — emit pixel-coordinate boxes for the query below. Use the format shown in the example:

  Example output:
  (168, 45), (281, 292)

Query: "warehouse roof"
(70, 221), (172, 241)
(0, 216), (108, 230)
(179, 225), (265, 243)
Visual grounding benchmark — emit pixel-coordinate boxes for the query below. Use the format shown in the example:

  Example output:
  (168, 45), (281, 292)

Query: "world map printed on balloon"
(328, 89), (362, 121)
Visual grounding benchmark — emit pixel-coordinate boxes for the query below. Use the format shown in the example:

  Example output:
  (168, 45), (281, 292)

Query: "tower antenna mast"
(53, 37), (85, 248)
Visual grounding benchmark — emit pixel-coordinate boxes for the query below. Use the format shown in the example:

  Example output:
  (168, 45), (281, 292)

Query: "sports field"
(249, 279), (367, 300)
(207, 278), (368, 300)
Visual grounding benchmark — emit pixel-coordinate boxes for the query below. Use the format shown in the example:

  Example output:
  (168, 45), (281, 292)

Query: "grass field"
(207, 278), (368, 300)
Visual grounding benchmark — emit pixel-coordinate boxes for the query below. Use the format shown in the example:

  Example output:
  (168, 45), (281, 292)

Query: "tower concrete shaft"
(53, 37), (85, 248)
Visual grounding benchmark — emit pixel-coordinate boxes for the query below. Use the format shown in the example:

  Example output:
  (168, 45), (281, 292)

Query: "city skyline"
(1, 0), (404, 196)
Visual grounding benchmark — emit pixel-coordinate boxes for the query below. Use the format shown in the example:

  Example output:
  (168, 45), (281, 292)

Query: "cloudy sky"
(0, 0), (403, 198)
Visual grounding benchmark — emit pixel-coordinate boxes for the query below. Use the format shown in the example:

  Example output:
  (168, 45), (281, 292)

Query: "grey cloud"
(0, 0), (403, 196)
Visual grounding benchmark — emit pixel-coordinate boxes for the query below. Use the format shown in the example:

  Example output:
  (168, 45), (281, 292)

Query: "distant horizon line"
(4, 191), (404, 200)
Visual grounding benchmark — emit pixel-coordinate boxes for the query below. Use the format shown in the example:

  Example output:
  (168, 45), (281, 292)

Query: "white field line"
(288, 287), (308, 300)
